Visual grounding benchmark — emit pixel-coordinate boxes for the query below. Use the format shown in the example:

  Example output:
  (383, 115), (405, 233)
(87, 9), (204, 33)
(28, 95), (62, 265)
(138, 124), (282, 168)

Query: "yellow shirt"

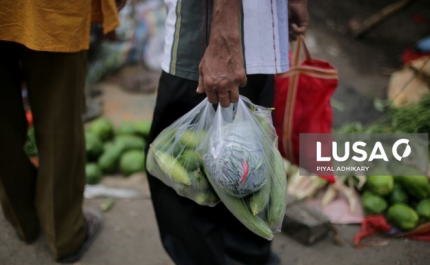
(0, 0), (120, 53)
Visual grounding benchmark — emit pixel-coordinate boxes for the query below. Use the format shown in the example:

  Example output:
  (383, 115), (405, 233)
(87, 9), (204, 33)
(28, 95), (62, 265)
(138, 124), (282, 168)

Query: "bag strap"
(291, 35), (311, 68)
(280, 36), (338, 79)
(282, 35), (311, 162)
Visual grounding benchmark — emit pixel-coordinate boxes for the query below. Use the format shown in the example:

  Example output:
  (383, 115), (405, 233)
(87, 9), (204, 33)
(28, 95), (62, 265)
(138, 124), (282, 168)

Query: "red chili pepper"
(238, 161), (249, 184)
(26, 110), (33, 127)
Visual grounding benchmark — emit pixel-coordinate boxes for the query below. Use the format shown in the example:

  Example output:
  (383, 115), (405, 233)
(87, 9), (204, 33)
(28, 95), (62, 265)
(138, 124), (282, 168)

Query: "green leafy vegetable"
(24, 127), (38, 158)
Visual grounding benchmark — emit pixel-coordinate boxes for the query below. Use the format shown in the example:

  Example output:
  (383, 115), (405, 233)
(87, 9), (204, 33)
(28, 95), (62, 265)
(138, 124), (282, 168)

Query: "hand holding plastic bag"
(198, 96), (287, 240)
(146, 99), (220, 206)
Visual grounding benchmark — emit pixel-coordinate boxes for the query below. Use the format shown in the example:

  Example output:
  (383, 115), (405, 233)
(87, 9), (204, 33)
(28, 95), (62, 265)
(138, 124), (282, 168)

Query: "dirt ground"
(2, 1), (430, 264)
(1, 197), (429, 265)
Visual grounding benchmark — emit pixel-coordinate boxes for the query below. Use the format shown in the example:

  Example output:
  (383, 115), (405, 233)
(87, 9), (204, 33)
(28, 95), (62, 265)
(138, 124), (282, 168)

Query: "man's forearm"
(210, 0), (242, 49)
(197, 0), (246, 107)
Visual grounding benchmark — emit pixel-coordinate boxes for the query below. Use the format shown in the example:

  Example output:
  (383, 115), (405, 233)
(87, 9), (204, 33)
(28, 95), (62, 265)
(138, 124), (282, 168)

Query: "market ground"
(2, 69), (430, 265)
(2, 1), (430, 264)
(2, 198), (430, 265)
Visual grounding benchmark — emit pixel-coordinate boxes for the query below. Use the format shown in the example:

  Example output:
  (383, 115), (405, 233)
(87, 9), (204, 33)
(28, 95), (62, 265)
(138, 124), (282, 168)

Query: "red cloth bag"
(274, 36), (338, 181)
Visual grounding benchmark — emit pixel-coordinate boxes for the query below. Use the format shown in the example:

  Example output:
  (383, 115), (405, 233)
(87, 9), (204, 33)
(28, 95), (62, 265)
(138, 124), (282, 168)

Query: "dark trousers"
(0, 41), (87, 259)
(146, 71), (274, 265)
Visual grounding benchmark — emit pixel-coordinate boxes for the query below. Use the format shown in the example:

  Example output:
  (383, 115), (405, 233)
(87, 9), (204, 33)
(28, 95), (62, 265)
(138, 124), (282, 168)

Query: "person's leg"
(146, 71), (228, 265)
(0, 41), (40, 243)
(20, 47), (88, 260)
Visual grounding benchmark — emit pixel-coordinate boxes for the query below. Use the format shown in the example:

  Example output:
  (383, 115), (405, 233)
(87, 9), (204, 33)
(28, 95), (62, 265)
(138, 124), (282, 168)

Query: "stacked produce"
(361, 167), (430, 231)
(335, 94), (430, 233)
(85, 118), (151, 184)
(146, 99), (220, 206)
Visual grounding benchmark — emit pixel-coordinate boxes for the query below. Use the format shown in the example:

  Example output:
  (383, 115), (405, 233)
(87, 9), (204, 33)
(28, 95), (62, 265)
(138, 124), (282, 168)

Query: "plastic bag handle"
(291, 35), (311, 68)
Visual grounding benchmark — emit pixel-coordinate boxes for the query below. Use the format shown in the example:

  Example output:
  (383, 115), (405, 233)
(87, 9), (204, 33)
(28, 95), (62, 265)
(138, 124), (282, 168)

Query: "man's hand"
(197, 0), (246, 108)
(289, 0), (309, 40)
(197, 37), (246, 108)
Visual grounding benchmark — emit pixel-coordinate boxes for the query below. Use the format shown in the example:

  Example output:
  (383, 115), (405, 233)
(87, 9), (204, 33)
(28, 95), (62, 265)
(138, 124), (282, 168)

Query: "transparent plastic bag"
(146, 99), (220, 206)
(198, 96), (287, 240)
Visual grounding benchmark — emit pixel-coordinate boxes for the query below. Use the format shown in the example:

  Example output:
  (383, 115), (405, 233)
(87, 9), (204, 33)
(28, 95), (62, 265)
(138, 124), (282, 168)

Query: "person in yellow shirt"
(0, 0), (123, 263)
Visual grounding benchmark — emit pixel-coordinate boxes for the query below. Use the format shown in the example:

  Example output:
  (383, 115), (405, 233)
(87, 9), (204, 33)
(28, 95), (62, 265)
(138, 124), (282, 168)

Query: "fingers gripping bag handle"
(198, 96), (287, 240)
(146, 98), (220, 206)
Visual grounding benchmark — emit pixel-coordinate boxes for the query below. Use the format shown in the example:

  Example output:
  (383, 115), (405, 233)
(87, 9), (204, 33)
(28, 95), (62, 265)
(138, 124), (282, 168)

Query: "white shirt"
(162, 0), (289, 81)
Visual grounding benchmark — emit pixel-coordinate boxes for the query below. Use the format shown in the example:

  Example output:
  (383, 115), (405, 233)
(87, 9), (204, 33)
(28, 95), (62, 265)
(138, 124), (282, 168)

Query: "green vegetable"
(388, 184), (409, 205)
(24, 127), (38, 158)
(98, 152), (119, 174)
(217, 193), (273, 240)
(249, 179), (271, 216)
(172, 142), (186, 157)
(366, 168), (394, 196)
(400, 174), (430, 200)
(89, 118), (114, 142)
(174, 169), (219, 205)
(179, 130), (206, 148)
(387, 204), (419, 231)
(152, 148), (190, 185)
(361, 191), (387, 215)
(189, 169), (210, 191)
(104, 141), (114, 151)
(153, 129), (176, 150)
(335, 122), (390, 133)
(120, 150), (145, 176)
(134, 121), (152, 138)
(179, 150), (202, 171)
(100, 198), (114, 212)
(117, 121), (136, 136)
(194, 192), (219, 206)
(336, 122), (365, 133)
(337, 94), (430, 155)
(146, 147), (156, 173)
(388, 164), (421, 183)
(205, 167), (274, 240)
(86, 163), (103, 184)
(416, 199), (430, 220)
(115, 135), (146, 152)
(390, 94), (430, 134)
(267, 150), (287, 228)
(98, 142), (124, 174)
(85, 132), (104, 161)
(194, 193), (208, 205)
(392, 165), (424, 180)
